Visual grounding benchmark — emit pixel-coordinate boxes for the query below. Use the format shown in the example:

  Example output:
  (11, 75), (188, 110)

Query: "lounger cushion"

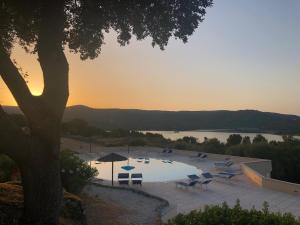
(118, 173), (129, 179)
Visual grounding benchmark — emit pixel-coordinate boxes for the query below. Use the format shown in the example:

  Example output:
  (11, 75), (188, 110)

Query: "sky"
(1, 0), (300, 114)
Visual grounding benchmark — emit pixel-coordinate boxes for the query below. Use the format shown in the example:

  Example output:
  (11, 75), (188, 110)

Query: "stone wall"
(242, 161), (300, 196)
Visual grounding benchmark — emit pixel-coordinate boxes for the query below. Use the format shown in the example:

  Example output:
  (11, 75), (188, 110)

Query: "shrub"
(200, 138), (225, 154)
(253, 134), (268, 144)
(165, 201), (300, 225)
(0, 155), (17, 182)
(129, 138), (146, 146)
(60, 149), (98, 194)
(226, 134), (242, 146)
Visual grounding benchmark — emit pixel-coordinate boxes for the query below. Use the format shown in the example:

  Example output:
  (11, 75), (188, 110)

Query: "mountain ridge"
(3, 105), (300, 134)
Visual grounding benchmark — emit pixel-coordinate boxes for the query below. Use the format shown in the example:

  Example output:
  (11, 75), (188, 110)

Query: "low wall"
(263, 177), (300, 195)
(242, 161), (300, 196)
(241, 163), (264, 186)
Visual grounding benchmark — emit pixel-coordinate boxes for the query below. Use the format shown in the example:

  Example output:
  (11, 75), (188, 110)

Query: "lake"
(142, 130), (300, 143)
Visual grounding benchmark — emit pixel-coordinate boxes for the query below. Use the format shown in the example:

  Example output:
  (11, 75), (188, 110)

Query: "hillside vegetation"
(4, 105), (300, 134)
(165, 201), (300, 225)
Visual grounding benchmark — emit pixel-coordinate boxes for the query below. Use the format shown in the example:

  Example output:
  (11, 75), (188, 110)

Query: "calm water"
(142, 130), (300, 143)
(90, 157), (200, 182)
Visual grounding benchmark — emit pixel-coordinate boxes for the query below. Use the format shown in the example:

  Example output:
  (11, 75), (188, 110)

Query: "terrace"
(62, 137), (300, 223)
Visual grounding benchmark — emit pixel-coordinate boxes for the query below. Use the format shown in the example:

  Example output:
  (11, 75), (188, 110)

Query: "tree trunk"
(18, 135), (62, 225)
(0, 2), (68, 222)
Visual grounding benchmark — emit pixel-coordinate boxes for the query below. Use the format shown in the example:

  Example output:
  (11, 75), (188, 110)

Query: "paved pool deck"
(62, 137), (300, 222)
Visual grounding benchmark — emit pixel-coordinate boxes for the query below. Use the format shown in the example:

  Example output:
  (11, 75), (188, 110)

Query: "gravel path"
(83, 184), (165, 225)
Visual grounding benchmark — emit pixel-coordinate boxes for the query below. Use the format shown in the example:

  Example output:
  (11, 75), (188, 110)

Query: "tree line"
(7, 116), (300, 184)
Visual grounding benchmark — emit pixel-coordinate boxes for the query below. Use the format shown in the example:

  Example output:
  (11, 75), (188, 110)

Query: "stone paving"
(83, 184), (163, 225)
(62, 137), (300, 223)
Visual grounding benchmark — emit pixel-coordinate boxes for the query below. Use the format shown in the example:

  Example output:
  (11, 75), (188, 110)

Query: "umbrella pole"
(112, 161), (114, 186)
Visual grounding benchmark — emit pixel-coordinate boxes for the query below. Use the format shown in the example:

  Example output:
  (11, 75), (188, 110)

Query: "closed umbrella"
(97, 153), (128, 186)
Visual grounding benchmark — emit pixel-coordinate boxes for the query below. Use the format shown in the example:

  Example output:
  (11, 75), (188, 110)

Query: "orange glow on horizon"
(1, 1), (300, 115)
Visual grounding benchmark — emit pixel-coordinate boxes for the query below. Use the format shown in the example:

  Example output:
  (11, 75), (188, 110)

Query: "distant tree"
(282, 135), (300, 144)
(63, 118), (89, 134)
(253, 134), (268, 144)
(201, 138), (225, 154)
(182, 136), (198, 144)
(226, 134), (242, 146)
(242, 136), (251, 145)
(0, 1), (213, 224)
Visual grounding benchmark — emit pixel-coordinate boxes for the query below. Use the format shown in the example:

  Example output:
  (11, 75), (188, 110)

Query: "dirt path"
(82, 184), (165, 225)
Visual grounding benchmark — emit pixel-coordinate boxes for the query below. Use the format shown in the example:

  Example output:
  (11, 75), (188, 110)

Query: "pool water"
(90, 157), (201, 182)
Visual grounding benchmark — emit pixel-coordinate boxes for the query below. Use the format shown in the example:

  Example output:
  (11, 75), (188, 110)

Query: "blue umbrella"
(121, 165), (135, 171)
(122, 149), (135, 171)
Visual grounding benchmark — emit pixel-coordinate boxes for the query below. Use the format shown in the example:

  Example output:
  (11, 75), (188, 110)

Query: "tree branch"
(38, 0), (69, 119)
(0, 43), (37, 118)
(0, 105), (30, 162)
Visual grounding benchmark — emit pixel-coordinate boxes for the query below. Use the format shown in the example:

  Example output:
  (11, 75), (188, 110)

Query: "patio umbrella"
(97, 153), (128, 186)
(121, 164), (135, 171)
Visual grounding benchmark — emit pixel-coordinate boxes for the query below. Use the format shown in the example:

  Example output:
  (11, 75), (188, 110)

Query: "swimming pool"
(90, 157), (201, 182)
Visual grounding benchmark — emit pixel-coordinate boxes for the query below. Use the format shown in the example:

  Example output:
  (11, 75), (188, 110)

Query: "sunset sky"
(1, 0), (300, 115)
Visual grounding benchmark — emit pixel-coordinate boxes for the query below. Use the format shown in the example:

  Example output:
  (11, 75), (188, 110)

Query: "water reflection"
(90, 157), (201, 182)
(142, 130), (300, 142)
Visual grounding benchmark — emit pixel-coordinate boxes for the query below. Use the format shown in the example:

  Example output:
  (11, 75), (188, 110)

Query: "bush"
(225, 142), (300, 184)
(200, 138), (225, 154)
(60, 149), (98, 194)
(0, 155), (17, 182)
(253, 134), (268, 144)
(129, 138), (146, 146)
(165, 201), (300, 225)
(226, 134), (242, 146)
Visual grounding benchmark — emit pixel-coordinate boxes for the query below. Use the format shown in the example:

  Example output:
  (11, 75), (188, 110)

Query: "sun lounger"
(187, 174), (201, 180)
(162, 149), (173, 154)
(198, 179), (212, 189)
(175, 180), (198, 189)
(162, 160), (173, 163)
(214, 160), (234, 169)
(213, 172), (235, 180)
(190, 152), (202, 158)
(131, 173), (143, 185)
(202, 172), (214, 179)
(118, 173), (129, 185)
(198, 154), (207, 160)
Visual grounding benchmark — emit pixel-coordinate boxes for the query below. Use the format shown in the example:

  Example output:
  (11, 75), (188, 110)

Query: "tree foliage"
(0, 154), (17, 182)
(165, 201), (300, 225)
(226, 134), (242, 146)
(1, 0), (213, 58)
(242, 136), (251, 145)
(253, 134), (268, 144)
(60, 149), (98, 194)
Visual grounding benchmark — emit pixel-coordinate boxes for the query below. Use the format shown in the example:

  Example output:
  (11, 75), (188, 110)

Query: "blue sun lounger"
(214, 160), (234, 169)
(118, 173), (129, 185)
(198, 154), (207, 160)
(213, 172), (236, 181)
(202, 172), (214, 179)
(187, 174), (201, 180)
(198, 179), (212, 189)
(131, 173), (143, 185)
(176, 180), (198, 189)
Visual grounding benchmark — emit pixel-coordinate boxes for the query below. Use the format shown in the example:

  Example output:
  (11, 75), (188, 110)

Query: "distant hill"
(3, 105), (300, 134)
